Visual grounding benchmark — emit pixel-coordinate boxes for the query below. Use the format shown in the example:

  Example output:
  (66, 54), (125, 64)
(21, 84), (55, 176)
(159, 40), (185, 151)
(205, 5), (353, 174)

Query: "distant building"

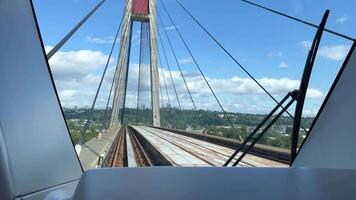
(186, 125), (193, 132)
(216, 125), (231, 129)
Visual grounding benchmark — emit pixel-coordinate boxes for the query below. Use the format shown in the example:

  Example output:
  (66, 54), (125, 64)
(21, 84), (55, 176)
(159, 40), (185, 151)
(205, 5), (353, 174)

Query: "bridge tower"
(110, 0), (161, 127)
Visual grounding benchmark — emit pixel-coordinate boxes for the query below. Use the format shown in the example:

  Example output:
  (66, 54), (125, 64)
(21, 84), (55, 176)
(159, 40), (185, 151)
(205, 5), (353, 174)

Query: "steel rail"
(127, 128), (153, 166)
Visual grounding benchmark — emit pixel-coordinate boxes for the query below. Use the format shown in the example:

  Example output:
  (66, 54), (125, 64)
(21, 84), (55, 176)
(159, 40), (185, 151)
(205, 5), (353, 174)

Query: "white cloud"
(47, 48), (115, 107)
(48, 48), (324, 114)
(164, 25), (178, 31)
(300, 41), (350, 61)
(303, 108), (319, 116)
(300, 40), (312, 49)
(279, 62), (289, 68)
(45, 45), (53, 53)
(48, 49), (111, 79)
(178, 58), (193, 65)
(336, 16), (349, 23)
(319, 45), (350, 61)
(163, 72), (323, 99)
(267, 51), (283, 57)
(59, 90), (79, 104)
(60, 90), (77, 97)
(306, 89), (323, 99)
(131, 30), (141, 46)
(86, 36), (115, 44)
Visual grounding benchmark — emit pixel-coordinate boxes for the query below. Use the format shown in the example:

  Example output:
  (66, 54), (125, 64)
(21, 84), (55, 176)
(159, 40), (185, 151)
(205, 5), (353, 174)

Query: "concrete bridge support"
(110, 0), (161, 127)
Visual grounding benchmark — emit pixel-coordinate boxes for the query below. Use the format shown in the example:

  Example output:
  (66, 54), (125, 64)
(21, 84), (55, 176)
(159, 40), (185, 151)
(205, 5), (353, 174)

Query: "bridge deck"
(79, 128), (118, 170)
(132, 126), (287, 167)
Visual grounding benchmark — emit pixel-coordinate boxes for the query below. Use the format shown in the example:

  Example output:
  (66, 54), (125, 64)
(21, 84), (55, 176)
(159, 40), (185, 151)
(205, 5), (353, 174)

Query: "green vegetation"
(63, 107), (314, 149)
(66, 119), (100, 144)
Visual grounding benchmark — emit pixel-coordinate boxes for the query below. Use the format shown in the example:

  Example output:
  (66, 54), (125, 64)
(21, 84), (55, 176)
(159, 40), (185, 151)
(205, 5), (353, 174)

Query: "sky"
(32, 0), (355, 116)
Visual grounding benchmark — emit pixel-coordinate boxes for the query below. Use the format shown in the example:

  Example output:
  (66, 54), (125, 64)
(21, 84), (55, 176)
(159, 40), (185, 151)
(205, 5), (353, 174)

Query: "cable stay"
(158, 78), (167, 124)
(119, 22), (134, 125)
(158, 69), (176, 128)
(159, 79), (165, 109)
(101, 33), (126, 130)
(110, 0), (135, 126)
(100, 61), (118, 132)
(157, 56), (172, 110)
(80, 11), (124, 144)
(110, 7), (135, 126)
(174, 0), (309, 133)
(47, 0), (107, 59)
(101, 2), (133, 131)
(156, 22), (183, 111)
(156, 11), (201, 125)
(158, 58), (173, 112)
(44, 0), (334, 163)
(241, 0), (355, 42)
(159, 0), (244, 142)
(137, 22), (153, 125)
(224, 10), (330, 166)
(156, 13), (203, 128)
(157, 45), (175, 127)
(156, 22), (175, 127)
(136, 23), (145, 125)
(46, 0), (129, 135)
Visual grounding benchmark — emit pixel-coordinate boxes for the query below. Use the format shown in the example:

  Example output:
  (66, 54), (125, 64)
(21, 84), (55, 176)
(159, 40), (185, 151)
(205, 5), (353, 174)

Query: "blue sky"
(32, 0), (355, 116)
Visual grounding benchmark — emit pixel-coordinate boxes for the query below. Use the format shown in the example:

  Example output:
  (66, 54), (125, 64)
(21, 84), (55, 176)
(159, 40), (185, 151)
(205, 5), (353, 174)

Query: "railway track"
(104, 126), (286, 168)
(127, 127), (152, 166)
(106, 127), (153, 167)
(111, 128), (127, 167)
